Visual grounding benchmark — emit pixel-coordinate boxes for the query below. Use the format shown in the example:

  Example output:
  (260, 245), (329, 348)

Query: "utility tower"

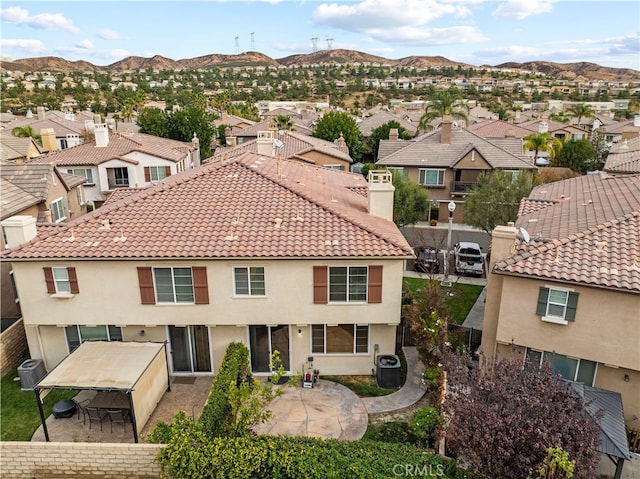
(326, 36), (334, 50)
(311, 36), (319, 52)
(251, 32), (255, 51)
(235, 35), (239, 54)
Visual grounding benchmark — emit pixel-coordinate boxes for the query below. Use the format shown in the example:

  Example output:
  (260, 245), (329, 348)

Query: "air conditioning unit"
(18, 359), (47, 390)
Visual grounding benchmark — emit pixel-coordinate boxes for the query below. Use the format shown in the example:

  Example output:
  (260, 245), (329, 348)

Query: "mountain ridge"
(2, 49), (638, 82)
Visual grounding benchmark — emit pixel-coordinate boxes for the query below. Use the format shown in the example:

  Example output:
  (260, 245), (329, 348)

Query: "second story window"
(145, 166), (171, 182)
(50, 198), (66, 222)
(234, 267), (265, 296)
(43, 266), (79, 295)
(419, 169), (445, 186)
(137, 266), (209, 305)
(107, 167), (129, 188)
(329, 266), (368, 302)
(536, 286), (579, 324)
(67, 168), (94, 186)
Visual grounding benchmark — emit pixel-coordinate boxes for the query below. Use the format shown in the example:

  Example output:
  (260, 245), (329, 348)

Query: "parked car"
(413, 246), (440, 274)
(453, 242), (484, 276)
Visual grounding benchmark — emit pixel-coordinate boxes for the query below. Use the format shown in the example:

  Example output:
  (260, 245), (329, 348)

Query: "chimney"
(256, 131), (276, 156)
(37, 106), (46, 121)
(538, 121), (548, 133)
(480, 224), (518, 362)
(94, 123), (109, 147)
(441, 115), (453, 145)
(335, 133), (346, 149)
(93, 113), (102, 124)
(389, 128), (399, 141)
(505, 129), (515, 138)
(1, 216), (38, 248)
(26, 109), (33, 119)
(394, 106), (401, 115)
(367, 170), (395, 221)
(634, 114), (640, 127)
(40, 128), (57, 151)
(621, 126), (640, 141)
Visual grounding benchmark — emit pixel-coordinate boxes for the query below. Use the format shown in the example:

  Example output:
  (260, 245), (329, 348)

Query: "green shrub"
(363, 421), (418, 444)
(423, 365), (442, 390)
(412, 407), (443, 447)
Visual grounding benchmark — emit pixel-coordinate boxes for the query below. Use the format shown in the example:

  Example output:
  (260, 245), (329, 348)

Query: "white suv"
(453, 242), (484, 276)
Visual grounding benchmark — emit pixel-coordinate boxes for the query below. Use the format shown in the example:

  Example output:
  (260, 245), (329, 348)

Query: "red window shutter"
(137, 267), (156, 305)
(165, 166), (171, 177)
(43, 267), (56, 294)
(67, 267), (79, 294)
(313, 266), (328, 304)
(367, 265), (383, 303)
(144, 167), (151, 182)
(192, 267), (209, 304)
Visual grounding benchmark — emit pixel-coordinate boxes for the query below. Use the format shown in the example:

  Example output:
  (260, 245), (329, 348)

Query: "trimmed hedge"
(198, 342), (250, 439)
(155, 412), (480, 479)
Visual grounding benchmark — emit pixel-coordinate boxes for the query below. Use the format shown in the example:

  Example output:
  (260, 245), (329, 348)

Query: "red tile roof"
(496, 172), (640, 292)
(4, 153), (412, 260)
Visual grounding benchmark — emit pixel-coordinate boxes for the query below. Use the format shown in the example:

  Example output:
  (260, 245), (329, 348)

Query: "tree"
(566, 103), (594, 126)
(553, 139), (594, 173)
(312, 111), (366, 161)
(418, 87), (469, 132)
(136, 107), (168, 137)
(589, 129), (609, 171)
(273, 114), (294, 131)
(11, 125), (36, 138)
(443, 352), (601, 479)
(390, 170), (430, 227)
(463, 169), (533, 236)
(523, 132), (563, 163)
(167, 106), (216, 158)
(366, 120), (413, 160)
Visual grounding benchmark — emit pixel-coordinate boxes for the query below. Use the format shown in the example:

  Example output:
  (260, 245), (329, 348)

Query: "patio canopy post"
(607, 454), (625, 479)
(128, 393), (138, 443)
(34, 389), (49, 442)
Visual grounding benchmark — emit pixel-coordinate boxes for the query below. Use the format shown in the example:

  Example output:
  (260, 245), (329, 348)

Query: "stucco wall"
(0, 441), (162, 478)
(0, 318), (28, 376)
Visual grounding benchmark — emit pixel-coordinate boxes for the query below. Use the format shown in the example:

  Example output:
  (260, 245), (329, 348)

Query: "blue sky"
(1, 1), (639, 70)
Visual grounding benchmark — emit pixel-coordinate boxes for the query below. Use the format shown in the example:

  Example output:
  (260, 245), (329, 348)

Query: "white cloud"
(371, 25), (487, 45)
(55, 46), (130, 60)
(0, 6), (79, 33)
(313, 0), (470, 32)
(492, 0), (554, 20)
(0, 38), (47, 55)
(76, 39), (94, 50)
(97, 28), (122, 41)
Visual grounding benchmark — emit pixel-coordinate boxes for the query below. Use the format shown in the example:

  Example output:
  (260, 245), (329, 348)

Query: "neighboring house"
(482, 172), (640, 423)
(1, 161), (87, 318)
(517, 118), (590, 141)
(604, 135), (640, 174)
(0, 135), (45, 162)
(357, 110), (418, 138)
(29, 125), (201, 207)
(12, 116), (90, 152)
(598, 117), (640, 147)
(376, 116), (535, 220)
(213, 128), (352, 170)
(2, 154), (413, 377)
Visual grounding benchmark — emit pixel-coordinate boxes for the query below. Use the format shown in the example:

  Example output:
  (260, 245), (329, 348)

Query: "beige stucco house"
(2, 153), (413, 378)
(482, 172), (640, 423)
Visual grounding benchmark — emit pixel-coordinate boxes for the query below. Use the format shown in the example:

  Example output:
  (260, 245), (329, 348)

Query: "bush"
(363, 421), (418, 444)
(422, 365), (442, 390)
(412, 407), (443, 447)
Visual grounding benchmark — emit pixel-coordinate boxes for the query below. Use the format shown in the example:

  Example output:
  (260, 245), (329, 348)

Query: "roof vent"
(273, 218), (283, 228)
(99, 219), (111, 230)
(113, 231), (127, 242)
(595, 241), (607, 251)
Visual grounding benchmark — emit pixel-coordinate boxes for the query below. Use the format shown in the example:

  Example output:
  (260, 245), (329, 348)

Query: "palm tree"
(418, 88), (469, 132)
(566, 103), (594, 127)
(274, 115), (294, 131)
(523, 132), (563, 163)
(11, 125), (36, 138)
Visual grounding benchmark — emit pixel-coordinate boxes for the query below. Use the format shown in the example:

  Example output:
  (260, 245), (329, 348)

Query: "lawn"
(1, 365), (77, 441)
(402, 277), (484, 325)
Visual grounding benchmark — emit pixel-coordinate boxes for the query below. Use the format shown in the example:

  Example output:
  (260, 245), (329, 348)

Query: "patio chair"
(85, 407), (108, 431)
(106, 409), (129, 433)
(73, 398), (90, 424)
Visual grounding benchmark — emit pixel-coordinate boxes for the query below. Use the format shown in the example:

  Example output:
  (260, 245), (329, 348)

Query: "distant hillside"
(2, 50), (638, 82)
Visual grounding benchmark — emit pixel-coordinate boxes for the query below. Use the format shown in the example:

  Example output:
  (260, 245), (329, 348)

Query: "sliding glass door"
(248, 325), (290, 373)
(168, 325), (212, 373)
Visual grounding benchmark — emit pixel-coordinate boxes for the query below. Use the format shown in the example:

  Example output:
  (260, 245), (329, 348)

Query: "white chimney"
(256, 130), (276, 157)
(367, 170), (395, 221)
(538, 121), (548, 133)
(66, 133), (81, 148)
(26, 109), (33, 119)
(93, 113), (102, 124)
(94, 123), (109, 147)
(1, 216), (37, 248)
(37, 106), (46, 121)
(634, 115), (640, 127)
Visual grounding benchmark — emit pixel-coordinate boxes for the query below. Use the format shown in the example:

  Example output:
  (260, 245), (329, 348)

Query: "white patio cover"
(37, 341), (168, 434)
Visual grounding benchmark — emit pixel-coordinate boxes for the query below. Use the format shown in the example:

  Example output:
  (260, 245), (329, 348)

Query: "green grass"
(1, 365), (78, 441)
(403, 277), (484, 325)
(322, 375), (397, 397)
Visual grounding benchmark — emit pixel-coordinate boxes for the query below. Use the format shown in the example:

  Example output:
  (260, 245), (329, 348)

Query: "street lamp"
(441, 201), (456, 287)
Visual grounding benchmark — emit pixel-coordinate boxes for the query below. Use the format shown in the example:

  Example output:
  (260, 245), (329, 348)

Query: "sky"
(1, 0), (639, 70)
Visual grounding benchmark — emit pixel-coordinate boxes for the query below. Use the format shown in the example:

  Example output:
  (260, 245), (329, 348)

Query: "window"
(50, 198), (66, 222)
(65, 325), (122, 353)
(525, 348), (597, 386)
(234, 267), (265, 296)
(43, 267), (79, 295)
(311, 324), (369, 354)
(9, 270), (19, 304)
(313, 265), (382, 304)
(67, 168), (94, 186)
(144, 166), (171, 182)
(387, 167), (406, 177)
(502, 170), (521, 183)
(536, 286), (579, 323)
(76, 186), (84, 206)
(107, 167), (129, 188)
(329, 266), (368, 302)
(419, 169), (445, 186)
(325, 164), (345, 171)
(137, 266), (209, 305)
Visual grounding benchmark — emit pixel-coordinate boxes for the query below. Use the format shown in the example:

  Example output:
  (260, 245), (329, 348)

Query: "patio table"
(88, 391), (129, 410)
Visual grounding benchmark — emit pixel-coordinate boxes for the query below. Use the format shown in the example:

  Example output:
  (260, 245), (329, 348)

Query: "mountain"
(2, 50), (638, 82)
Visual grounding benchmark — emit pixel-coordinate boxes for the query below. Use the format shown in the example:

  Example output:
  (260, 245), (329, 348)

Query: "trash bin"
(376, 354), (401, 388)
(17, 359), (47, 390)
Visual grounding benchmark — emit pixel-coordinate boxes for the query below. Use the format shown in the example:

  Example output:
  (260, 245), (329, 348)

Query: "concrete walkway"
(362, 347), (427, 414)
(461, 285), (487, 331)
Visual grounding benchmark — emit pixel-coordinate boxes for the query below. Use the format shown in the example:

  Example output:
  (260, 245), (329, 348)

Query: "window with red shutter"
(137, 267), (156, 304)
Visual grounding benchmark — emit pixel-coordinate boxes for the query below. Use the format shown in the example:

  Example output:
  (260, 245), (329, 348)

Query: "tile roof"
(469, 119), (535, 139)
(357, 111), (418, 137)
(4, 153), (412, 260)
(376, 126), (535, 170)
(0, 136), (44, 161)
(495, 172), (640, 292)
(23, 117), (88, 136)
(29, 131), (196, 167)
(604, 136), (640, 174)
